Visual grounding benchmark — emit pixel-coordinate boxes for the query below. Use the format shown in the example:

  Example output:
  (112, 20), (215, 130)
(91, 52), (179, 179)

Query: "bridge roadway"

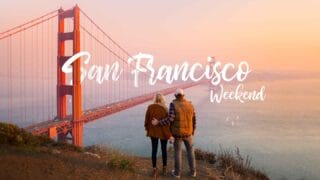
(25, 82), (202, 136)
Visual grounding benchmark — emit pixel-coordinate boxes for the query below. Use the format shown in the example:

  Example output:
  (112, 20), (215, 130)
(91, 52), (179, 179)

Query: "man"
(152, 89), (196, 178)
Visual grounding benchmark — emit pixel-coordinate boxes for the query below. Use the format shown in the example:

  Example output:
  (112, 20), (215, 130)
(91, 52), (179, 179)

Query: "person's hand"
(169, 136), (175, 144)
(151, 118), (159, 126)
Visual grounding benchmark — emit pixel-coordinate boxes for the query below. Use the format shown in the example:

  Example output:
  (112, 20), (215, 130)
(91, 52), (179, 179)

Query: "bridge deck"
(25, 82), (201, 136)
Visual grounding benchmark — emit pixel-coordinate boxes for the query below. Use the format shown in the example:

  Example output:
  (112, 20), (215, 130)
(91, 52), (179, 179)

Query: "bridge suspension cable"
(0, 9), (59, 40)
(79, 8), (135, 60)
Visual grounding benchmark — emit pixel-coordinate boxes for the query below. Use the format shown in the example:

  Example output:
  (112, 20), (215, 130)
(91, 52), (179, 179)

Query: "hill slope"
(0, 122), (268, 179)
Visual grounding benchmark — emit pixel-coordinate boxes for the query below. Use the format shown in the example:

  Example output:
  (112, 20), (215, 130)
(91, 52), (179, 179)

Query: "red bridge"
(0, 5), (204, 146)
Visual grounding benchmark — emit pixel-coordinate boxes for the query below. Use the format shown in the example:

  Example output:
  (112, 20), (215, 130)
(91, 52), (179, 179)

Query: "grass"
(195, 148), (217, 164)
(0, 122), (268, 179)
(85, 145), (136, 172)
(195, 147), (268, 179)
(0, 122), (136, 172)
(209, 146), (268, 179)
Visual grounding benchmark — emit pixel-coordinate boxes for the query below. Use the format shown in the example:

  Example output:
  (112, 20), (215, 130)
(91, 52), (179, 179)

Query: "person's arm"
(158, 103), (175, 126)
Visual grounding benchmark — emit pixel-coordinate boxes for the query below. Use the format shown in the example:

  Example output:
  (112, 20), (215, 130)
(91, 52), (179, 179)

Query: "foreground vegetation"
(0, 122), (268, 179)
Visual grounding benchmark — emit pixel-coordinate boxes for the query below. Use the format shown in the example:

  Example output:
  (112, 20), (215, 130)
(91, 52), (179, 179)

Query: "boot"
(153, 168), (158, 178)
(163, 166), (167, 176)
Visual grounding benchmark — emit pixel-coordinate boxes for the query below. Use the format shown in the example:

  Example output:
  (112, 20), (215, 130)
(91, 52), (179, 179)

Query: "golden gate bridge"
(0, 5), (202, 146)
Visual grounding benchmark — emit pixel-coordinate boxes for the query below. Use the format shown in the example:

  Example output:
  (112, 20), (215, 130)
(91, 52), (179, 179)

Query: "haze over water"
(83, 77), (320, 180)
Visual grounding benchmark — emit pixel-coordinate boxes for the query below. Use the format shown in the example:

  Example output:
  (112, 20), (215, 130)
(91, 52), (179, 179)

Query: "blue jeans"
(151, 137), (168, 168)
(173, 135), (196, 175)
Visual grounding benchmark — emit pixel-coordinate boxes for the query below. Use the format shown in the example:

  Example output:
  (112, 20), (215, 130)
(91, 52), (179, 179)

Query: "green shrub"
(0, 122), (48, 146)
(0, 122), (82, 152)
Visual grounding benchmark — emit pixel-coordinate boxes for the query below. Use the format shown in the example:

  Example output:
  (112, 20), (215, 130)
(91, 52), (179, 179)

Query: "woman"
(145, 93), (173, 177)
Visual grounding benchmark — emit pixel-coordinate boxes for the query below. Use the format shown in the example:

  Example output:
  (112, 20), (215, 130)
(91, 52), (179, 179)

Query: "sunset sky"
(1, 0), (319, 71)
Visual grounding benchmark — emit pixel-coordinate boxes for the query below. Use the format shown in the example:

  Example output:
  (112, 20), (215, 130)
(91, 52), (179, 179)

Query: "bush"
(0, 122), (50, 146)
(0, 122), (82, 152)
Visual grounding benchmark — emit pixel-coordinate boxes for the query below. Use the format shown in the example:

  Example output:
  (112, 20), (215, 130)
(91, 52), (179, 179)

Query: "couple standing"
(144, 89), (197, 178)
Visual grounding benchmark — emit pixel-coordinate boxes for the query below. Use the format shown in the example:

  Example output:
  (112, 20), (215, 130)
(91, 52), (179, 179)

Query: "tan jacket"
(171, 98), (195, 136)
(145, 103), (172, 140)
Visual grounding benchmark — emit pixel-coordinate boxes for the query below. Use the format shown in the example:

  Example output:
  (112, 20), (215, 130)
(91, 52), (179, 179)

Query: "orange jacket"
(144, 103), (172, 140)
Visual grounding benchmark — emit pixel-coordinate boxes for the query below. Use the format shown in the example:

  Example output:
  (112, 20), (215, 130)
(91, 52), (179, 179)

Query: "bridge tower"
(57, 5), (82, 146)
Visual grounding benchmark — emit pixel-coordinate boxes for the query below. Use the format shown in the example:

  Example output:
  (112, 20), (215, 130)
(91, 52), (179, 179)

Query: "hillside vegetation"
(0, 122), (268, 180)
